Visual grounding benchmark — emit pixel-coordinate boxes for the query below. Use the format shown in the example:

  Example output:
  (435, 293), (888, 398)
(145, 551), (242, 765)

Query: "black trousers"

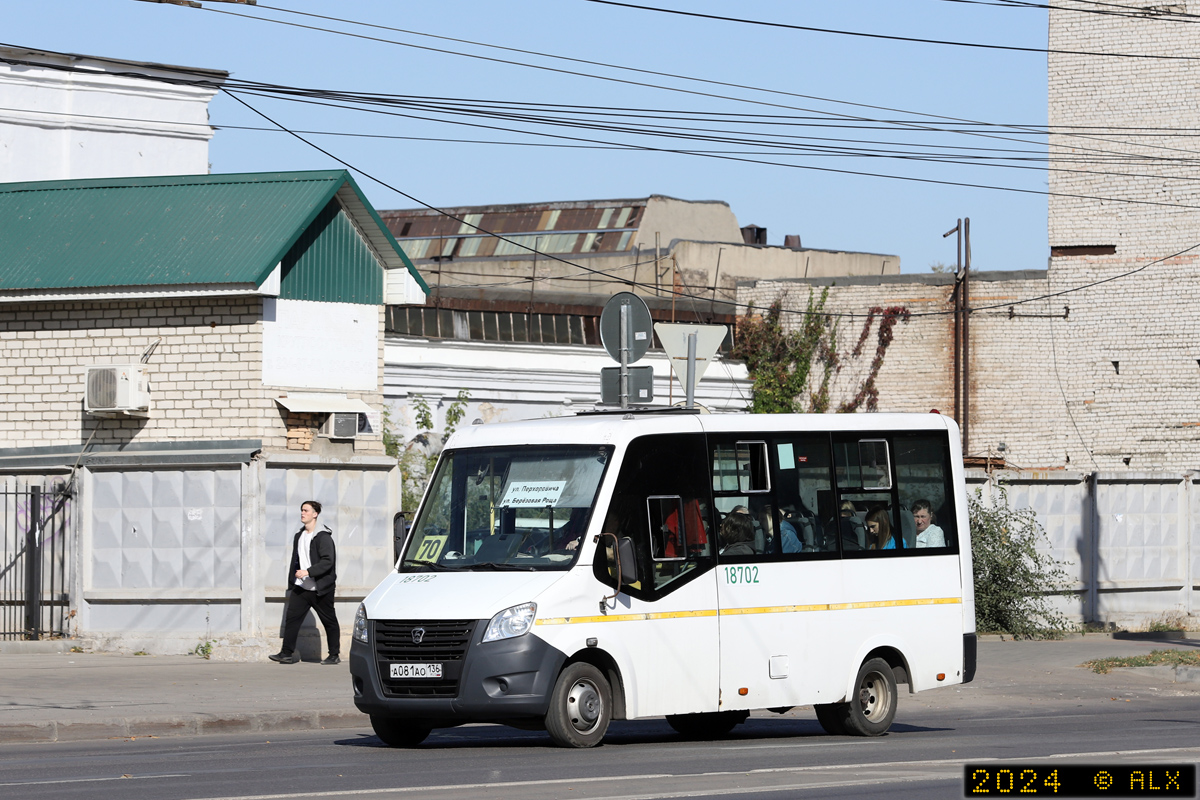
(281, 586), (340, 657)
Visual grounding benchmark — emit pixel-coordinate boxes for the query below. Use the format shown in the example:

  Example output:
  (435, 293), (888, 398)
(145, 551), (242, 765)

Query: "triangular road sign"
(653, 322), (728, 389)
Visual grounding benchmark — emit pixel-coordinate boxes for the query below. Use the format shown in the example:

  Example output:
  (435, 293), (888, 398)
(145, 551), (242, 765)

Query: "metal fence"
(0, 480), (72, 640)
(968, 470), (1198, 626)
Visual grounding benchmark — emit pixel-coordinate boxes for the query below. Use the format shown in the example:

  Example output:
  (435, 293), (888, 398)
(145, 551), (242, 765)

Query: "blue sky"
(6, 0), (1050, 274)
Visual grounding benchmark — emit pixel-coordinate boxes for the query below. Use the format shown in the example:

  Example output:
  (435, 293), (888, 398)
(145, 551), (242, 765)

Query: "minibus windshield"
(400, 445), (613, 572)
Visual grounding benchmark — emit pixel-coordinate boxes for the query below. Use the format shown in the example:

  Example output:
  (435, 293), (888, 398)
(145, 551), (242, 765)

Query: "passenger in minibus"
(912, 500), (946, 548)
(731, 504), (765, 553)
(719, 511), (755, 556)
(865, 509), (899, 550)
(779, 505), (803, 553)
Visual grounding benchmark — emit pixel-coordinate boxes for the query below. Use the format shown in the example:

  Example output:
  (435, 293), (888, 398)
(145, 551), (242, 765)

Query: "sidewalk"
(0, 635), (1196, 744)
(0, 649), (363, 744)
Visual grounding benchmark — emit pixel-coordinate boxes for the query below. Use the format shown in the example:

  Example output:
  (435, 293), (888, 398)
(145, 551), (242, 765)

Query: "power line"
(251, 2), (1055, 131)
(4, 50), (1195, 209)
(193, 8), (1200, 176)
(5, 46), (1190, 323)
(583, 0), (1200, 60)
(225, 86), (1200, 213)
(224, 89), (1200, 324)
(938, 0), (1200, 21)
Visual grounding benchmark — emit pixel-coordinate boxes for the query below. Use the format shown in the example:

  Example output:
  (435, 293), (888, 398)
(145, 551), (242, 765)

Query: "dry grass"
(1081, 649), (1200, 674)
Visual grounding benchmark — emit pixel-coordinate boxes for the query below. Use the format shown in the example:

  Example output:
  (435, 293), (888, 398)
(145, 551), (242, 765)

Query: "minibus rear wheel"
(839, 657), (897, 736)
(370, 715), (431, 747)
(545, 662), (612, 748)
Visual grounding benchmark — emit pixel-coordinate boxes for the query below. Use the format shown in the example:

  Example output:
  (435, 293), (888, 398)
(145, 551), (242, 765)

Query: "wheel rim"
(857, 670), (891, 721)
(566, 678), (603, 734)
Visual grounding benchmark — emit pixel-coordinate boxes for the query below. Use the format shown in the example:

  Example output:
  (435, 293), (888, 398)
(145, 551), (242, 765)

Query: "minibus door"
(595, 432), (721, 719)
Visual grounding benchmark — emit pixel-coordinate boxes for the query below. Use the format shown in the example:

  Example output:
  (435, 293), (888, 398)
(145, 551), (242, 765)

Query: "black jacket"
(288, 527), (337, 596)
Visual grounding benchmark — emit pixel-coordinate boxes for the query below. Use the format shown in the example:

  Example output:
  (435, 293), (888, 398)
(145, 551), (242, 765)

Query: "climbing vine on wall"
(732, 294), (910, 414)
(837, 306), (912, 413)
(731, 290), (837, 414)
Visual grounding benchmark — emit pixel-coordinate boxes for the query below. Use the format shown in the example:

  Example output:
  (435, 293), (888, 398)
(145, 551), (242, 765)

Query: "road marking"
(0, 773), (190, 787)
(718, 740), (885, 750)
(182, 746), (1200, 800)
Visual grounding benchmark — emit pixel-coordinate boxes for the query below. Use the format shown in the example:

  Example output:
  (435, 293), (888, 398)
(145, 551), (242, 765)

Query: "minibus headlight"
(353, 603), (369, 644)
(482, 602), (537, 643)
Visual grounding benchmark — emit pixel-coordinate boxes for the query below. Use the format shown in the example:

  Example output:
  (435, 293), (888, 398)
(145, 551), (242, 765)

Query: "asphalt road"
(2, 637), (1198, 800)
(1, 691), (1197, 800)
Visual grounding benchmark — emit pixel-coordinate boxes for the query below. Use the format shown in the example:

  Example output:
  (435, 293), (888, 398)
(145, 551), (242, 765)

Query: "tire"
(545, 662), (612, 748)
(839, 657), (898, 737)
(814, 702), (847, 735)
(370, 715), (431, 747)
(666, 710), (747, 740)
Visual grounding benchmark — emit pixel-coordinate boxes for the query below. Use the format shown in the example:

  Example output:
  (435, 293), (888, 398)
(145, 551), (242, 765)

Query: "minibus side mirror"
(617, 536), (639, 586)
(393, 512), (408, 563)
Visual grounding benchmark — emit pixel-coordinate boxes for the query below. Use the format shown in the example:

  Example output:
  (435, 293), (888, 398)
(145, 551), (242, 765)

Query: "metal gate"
(1, 482), (72, 640)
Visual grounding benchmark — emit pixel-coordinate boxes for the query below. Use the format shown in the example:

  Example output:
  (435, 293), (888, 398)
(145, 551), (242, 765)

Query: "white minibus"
(350, 411), (976, 748)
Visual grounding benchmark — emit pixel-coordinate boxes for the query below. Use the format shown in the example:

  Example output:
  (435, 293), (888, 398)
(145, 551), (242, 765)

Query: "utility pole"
(943, 218), (971, 455)
(963, 217), (971, 456)
(940, 220), (969, 455)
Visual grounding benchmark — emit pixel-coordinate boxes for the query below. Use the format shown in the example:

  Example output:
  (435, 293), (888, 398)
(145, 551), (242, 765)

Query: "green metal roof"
(0, 169), (428, 298)
(280, 198), (384, 304)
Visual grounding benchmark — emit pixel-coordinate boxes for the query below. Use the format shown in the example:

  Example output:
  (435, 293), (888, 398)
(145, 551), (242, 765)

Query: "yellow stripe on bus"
(538, 609), (719, 626)
(536, 597), (959, 626)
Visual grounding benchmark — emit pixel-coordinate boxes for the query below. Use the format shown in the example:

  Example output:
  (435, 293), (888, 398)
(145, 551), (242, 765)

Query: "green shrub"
(969, 487), (1076, 638)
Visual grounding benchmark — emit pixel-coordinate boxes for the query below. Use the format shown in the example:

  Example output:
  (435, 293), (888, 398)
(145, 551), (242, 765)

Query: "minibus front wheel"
(545, 662), (612, 748)
(370, 715), (431, 747)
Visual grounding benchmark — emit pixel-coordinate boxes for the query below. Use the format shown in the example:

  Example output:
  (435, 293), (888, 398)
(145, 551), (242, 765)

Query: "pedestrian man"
(270, 500), (340, 665)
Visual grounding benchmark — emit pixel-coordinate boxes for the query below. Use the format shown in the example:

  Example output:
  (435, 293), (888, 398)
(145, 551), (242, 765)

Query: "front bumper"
(350, 620), (567, 725)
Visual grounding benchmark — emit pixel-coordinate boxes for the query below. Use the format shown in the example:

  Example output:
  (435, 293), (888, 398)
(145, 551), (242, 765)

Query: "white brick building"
(0, 170), (428, 655)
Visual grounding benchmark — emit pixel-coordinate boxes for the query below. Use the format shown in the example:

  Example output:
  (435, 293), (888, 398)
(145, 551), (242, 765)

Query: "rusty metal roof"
(0, 170), (426, 296)
(380, 198), (648, 260)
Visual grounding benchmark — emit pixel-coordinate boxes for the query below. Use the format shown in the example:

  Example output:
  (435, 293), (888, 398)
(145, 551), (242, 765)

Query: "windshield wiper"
(463, 562), (538, 572)
(402, 559), (454, 572)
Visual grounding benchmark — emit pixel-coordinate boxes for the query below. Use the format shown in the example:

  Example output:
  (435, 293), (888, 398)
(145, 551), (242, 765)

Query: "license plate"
(390, 662), (442, 679)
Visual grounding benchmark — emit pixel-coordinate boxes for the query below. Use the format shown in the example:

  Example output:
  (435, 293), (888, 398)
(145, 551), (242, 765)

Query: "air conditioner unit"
(319, 412), (361, 439)
(84, 364), (151, 415)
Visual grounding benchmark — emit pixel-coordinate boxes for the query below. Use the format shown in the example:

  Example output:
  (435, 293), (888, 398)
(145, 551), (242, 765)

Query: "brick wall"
(739, 271), (1087, 470)
(1046, 1), (1200, 471)
(0, 297), (386, 455)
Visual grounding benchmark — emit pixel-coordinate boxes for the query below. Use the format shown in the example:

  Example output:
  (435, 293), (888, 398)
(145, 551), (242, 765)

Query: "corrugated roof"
(381, 201), (645, 259)
(0, 170), (427, 295)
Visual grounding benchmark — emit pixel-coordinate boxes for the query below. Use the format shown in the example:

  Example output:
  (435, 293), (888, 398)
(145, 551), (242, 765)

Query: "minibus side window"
(893, 433), (957, 553)
(769, 436), (837, 558)
(647, 496), (688, 561)
(833, 436), (904, 555)
(594, 434), (712, 600)
(712, 442), (770, 494)
(406, 452), (456, 563)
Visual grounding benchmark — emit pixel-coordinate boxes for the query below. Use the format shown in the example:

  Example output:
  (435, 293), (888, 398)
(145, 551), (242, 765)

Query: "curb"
(0, 709), (369, 745)
(0, 640), (75, 655)
(1125, 665), (1200, 685)
(977, 632), (1198, 642)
